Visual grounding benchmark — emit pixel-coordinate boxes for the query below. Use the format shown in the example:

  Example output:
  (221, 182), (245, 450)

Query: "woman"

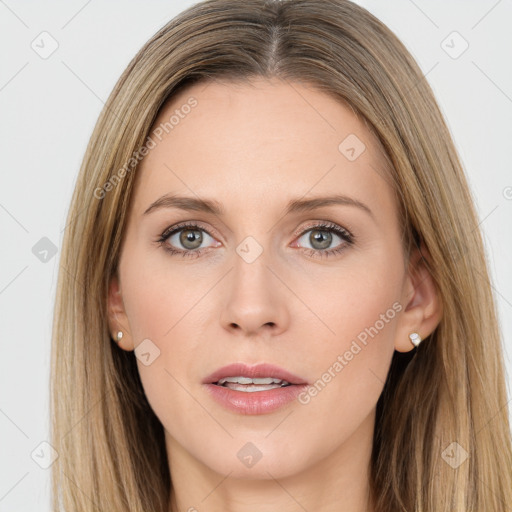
(50, 0), (512, 510)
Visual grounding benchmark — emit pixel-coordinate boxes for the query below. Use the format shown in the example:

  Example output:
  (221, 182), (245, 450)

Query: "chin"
(194, 437), (316, 480)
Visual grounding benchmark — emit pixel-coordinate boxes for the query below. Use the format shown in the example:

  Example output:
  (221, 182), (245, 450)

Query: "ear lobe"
(107, 274), (134, 351)
(394, 242), (443, 353)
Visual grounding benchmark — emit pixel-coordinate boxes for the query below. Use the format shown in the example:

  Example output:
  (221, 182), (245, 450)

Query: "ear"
(107, 273), (134, 351)
(394, 242), (443, 353)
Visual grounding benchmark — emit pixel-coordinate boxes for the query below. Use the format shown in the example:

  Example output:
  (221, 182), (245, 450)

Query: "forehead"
(132, 77), (394, 220)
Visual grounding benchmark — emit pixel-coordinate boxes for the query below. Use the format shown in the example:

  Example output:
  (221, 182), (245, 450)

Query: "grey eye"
(168, 228), (214, 251)
(297, 229), (343, 251)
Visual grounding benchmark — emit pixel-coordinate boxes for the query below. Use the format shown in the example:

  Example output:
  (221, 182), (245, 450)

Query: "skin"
(108, 77), (442, 512)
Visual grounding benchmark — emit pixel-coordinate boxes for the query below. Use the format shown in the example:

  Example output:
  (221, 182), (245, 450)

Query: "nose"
(219, 250), (290, 337)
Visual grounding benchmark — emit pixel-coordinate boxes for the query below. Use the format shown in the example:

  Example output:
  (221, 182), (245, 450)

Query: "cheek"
(291, 255), (402, 444)
(119, 253), (218, 425)
(315, 265), (401, 360)
(121, 250), (211, 342)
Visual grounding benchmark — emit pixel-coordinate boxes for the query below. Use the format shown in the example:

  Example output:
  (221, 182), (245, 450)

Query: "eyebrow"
(143, 193), (374, 219)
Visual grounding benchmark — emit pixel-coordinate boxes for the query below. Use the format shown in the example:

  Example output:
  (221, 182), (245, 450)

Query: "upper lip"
(202, 363), (308, 385)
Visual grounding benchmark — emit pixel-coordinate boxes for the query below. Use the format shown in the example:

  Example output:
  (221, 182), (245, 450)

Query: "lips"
(202, 362), (308, 386)
(202, 362), (309, 415)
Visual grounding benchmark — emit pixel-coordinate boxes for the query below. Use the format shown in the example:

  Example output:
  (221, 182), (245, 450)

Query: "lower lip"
(203, 383), (308, 415)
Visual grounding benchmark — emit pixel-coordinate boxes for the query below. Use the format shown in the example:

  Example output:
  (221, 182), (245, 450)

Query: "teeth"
(222, 383), (286, 392)
(217, 376), (289, 386)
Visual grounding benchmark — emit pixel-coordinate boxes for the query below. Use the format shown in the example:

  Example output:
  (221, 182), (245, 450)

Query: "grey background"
(1, 1), (511, 510)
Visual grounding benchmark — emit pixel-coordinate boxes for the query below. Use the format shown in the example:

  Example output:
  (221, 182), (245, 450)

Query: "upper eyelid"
(297, 220), (352, 237)
(162, 221), (211, 235)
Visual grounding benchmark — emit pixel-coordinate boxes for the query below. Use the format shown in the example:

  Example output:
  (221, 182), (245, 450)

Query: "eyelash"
(155, 221), (354, 260)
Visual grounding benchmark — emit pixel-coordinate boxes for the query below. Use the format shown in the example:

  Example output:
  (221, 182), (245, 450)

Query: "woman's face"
(109, 77), (425, 480)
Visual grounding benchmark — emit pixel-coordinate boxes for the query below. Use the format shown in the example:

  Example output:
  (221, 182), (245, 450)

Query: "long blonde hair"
(51, 0), (512, 510)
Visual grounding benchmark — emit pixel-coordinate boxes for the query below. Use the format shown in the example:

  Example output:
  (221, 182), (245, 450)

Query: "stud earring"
(114, 331), (123, 343)
(409, 332), (422, 347)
